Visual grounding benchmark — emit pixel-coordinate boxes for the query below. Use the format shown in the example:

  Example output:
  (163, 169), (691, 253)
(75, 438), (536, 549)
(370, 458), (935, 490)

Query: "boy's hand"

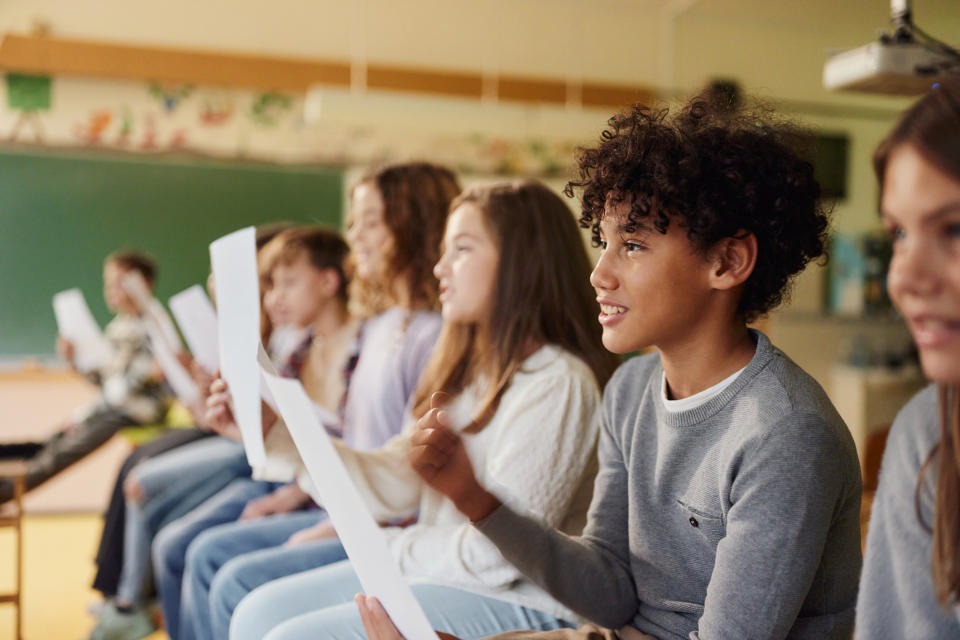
(285, 520), (338, 546)
(355, 595), (460, 640)
(408, 392), (501, 522)
(206, 377), (242, 440)
(56, 336), (76, 368)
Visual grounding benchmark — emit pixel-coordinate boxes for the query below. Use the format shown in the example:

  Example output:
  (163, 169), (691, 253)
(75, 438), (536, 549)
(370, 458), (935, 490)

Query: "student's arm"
(332, 430), (423, 522)
(856, 397), (960, 638)
(395, 374), (604, 590)
(474, 410), (638, 627)
(413, 395), (638, 628)
(695, 413), (859, 640)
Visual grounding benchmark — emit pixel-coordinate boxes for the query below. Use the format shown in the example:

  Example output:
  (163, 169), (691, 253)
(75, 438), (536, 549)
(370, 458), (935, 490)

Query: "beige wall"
(2, 1), (958, 497)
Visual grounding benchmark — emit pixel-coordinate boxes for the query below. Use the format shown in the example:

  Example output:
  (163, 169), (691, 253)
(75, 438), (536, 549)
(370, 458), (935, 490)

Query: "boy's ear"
(318, 268), (341, 298)
(709, 231), (757, 291)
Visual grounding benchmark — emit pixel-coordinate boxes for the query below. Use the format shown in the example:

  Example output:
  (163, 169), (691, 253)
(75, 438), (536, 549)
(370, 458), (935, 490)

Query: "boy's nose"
(590, 252), (616, 291)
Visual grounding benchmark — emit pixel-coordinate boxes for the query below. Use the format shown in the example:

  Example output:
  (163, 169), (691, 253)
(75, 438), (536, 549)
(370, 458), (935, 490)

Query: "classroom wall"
(2, 0), (959, 379)
(5, 0), (958, 225)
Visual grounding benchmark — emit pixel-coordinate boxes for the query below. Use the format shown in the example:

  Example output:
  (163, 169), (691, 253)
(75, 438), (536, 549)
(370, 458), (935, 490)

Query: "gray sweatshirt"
(856, 384), (960, 637)
(477, 331), (862, 640)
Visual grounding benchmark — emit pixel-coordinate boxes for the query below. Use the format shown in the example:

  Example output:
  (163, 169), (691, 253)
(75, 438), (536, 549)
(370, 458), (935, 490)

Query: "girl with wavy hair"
(857, 81), (960, 638)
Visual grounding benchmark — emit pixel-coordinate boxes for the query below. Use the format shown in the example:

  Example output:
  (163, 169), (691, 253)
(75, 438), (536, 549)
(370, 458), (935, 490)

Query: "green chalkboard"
(0, 147), (343, 359)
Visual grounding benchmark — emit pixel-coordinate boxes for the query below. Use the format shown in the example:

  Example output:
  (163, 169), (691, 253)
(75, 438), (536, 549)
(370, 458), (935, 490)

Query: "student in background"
(226, 180), (620, 640)
(367, 97), (861, 639)
(857, 81), (960, 638)
(0, 251), (170, 503)
(88, 224), (298, 640)
(91, 223), (292, 605)
(157, 162), (459, 640)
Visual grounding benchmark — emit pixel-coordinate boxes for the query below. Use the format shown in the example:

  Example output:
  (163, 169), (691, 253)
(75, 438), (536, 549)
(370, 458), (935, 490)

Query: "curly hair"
(566, 97), (830, 321)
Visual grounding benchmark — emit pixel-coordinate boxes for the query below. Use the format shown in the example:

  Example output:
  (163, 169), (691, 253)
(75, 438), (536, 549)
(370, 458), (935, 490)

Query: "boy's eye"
(945, 223), (960, 239)
(598, 240), (608, 250)
(624, 241), (646, 253)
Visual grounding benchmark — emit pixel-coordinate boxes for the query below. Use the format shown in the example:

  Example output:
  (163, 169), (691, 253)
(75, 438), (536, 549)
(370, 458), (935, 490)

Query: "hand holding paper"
(122, 273), (201, 406)
(261, 370), (438, 640)
(52, 288), (113, 373)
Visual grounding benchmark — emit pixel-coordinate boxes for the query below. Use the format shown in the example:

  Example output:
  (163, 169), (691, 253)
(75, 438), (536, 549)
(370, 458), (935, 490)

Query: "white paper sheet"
(169, 285), (219, 375)
(150, 332), (201, 406)
(211, 227), (265, 467)
(121, 273), (200, 406)
(52, 288), (113, 373)
(122, 272), (183, 350)
(261, 370), (439, 640)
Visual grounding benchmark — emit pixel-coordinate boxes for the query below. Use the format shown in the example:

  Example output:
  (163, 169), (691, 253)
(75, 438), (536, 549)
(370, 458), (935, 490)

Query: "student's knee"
(123, 473), (144, 502)
(152, 521), (185, 578)
(184, 527), (225, 585)
(209, 556), (251, 620)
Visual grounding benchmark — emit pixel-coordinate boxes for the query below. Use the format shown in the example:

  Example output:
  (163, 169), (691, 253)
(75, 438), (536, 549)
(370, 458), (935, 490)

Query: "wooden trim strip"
(0, 34), (653, 108)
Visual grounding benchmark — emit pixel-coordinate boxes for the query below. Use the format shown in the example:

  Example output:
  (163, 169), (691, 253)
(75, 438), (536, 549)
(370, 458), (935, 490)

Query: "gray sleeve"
(856, 394), (960, 638)
(697, 413), (860, 640)
(476, 413), (638, 628)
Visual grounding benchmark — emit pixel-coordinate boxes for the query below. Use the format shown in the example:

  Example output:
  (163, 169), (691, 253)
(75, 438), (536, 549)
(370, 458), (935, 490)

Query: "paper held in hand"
(210, 227), (265, 467)
(52, 288), (113, 372)
(169, 285), (219, 376)
(261, 370), (439, 640)
(122, 273), (200, 407)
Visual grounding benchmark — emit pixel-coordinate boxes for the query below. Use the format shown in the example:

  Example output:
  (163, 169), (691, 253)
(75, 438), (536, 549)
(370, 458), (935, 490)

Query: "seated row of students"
(169, 93), (863, 640)
(51, 81), (960, 639)
(355, 82), (960, 640)
(82, 163), (452, 640)
(91, 224), (292, 614)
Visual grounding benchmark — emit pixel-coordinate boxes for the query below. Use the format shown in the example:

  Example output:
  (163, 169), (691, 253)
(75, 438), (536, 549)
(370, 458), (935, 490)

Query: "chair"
(0, 459), (28, 640)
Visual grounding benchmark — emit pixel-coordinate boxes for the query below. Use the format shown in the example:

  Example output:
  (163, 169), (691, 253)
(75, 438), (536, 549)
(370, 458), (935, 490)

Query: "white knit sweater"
(330, 344), (602, 622)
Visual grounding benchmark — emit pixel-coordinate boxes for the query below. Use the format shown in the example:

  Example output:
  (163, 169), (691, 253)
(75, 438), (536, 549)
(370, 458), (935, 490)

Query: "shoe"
(87, 601), (157, 640)
(0, 442), (43, 459)
(86, 598), (107, 618)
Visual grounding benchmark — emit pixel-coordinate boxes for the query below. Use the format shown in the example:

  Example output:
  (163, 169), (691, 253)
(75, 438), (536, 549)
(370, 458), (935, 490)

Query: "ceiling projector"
(823, 0), (958, 95)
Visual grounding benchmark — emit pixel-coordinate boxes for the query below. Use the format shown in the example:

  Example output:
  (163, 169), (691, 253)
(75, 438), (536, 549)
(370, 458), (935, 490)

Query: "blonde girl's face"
(347, 182), (393, 281)
(433, 203), (499, 326)
(884, 144), (960, 384)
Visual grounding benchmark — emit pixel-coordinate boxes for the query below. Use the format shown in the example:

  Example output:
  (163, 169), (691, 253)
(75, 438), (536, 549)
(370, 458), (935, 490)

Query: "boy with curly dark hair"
(392, 96), (863, 640)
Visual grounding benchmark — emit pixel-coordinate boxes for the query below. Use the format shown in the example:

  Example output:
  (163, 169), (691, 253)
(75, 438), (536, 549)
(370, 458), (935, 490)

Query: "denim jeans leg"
(152, 478), (274, 640)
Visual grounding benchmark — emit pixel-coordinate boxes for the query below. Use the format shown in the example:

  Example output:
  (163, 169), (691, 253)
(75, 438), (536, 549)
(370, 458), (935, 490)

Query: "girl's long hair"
(875, 80), (960, 605)
(348, 162), (461, 316)
(411, 180), (620, 432)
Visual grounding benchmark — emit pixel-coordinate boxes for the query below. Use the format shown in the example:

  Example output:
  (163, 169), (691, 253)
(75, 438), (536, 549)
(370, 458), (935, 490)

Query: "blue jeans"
(230, 560), (574, 640)
(116, 437), (250, 606)
(183, 510), (340, 640)
(153, 477), (278, 640)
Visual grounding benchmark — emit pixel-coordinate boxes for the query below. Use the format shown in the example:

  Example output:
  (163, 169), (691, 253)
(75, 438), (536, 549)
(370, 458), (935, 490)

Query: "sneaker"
(86, 598), (108, 618)
(87, 601), (157, 640)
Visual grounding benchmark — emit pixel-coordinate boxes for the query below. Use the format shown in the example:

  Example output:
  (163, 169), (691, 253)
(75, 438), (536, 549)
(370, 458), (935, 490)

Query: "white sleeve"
(332, 428), (423, 522)
(396, 371), (602, 589)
